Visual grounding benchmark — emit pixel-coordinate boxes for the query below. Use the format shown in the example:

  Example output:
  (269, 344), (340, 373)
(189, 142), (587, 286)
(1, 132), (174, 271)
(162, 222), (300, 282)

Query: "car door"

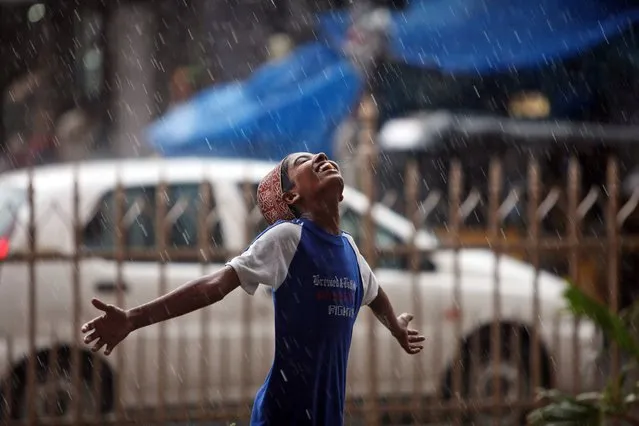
(80, 181), (233, 409)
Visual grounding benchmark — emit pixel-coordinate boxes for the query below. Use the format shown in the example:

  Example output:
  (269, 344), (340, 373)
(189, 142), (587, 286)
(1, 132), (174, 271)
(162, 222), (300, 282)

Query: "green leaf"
(528, 398), (602, 426)
(602, 368), (625, 411)
(532, 285), (639, 425)
(563, 285), (639, 361)
(576, 392), (604, 404)
(537, 389), (581, 402)
(625, 393), (639, 405)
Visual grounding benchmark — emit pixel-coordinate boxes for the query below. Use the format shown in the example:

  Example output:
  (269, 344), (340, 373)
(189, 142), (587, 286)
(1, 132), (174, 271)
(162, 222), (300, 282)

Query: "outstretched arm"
(82, 221), (301, 356)
(127, 266), (240, 329)
(368, 286), (402, 334)
(368, 287), (425, 355)
(81, 266), (241, 355)
(345, 234), (426, 355)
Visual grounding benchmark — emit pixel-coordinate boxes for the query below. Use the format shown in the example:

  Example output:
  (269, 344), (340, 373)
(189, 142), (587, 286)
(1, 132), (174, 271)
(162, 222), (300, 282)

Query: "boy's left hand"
(393, 313), (425, 355)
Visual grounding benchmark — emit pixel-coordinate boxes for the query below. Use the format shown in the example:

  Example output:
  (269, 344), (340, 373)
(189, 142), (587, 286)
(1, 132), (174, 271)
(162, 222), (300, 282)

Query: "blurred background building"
(0, 0), (357, 166)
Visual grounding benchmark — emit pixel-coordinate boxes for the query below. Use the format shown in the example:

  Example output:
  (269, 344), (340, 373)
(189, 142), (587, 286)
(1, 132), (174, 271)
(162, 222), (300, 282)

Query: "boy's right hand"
(81, 298), (134, 356)
(393, 313), (425, 355)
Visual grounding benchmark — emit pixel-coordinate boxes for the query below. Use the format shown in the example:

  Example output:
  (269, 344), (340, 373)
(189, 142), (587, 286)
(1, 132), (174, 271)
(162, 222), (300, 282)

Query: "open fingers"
(408, 334), (425, 343)
(91, 298), (113, 313)
(407, 328), (419, 336)
(81, 320), (96, 333)
(91, 338), (106, 354)
(407, 344), (424, 354)
(81, 313), (107, 333)
(83, 331), (100, 345)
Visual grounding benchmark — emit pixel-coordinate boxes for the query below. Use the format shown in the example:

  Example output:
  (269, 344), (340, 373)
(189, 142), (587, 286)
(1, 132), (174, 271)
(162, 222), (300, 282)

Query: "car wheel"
(6, 346), (113, 420)
(443, 324), (550, 426)
(466, 349), (529, 426)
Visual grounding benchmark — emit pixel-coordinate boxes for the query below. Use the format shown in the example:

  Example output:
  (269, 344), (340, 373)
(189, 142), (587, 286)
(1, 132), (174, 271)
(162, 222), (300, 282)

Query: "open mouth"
(315, 161), (339, 174)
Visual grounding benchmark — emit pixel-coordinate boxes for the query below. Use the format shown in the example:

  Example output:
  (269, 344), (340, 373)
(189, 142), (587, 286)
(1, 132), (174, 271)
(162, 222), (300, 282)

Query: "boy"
(81, 152), (425, 426)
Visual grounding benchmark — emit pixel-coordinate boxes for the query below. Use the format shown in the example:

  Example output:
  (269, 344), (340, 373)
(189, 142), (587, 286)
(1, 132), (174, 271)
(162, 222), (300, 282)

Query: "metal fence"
(0, 111), (630, 425)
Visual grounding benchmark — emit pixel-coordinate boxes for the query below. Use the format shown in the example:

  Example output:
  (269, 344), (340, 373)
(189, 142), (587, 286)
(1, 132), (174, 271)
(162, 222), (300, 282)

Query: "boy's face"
(282, 152), (344, 208)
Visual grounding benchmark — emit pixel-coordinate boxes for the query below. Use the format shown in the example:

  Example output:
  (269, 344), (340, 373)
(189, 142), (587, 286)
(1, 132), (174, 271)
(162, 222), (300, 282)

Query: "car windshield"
(340, 208), (401, 248)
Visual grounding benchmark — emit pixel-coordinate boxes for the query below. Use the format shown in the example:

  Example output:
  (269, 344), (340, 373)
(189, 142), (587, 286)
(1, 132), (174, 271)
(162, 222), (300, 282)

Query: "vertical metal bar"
(424, 308), (448, 423)
(449, 160), (463, 426)
(526, 158), (542, 397)
(405, 159), (422, 424)
(90, 165), (108, 421)
(26, 166), (37, 426)
(240, 181), (254, 416)
(1, 337), (14, 424)
(46, 332), (59, 417)
(91, 351), (104, 425)
(606, 157), (620, 393)
(432, 308), (444, 424)
(511, 326), (522, 403)
(155, 180), (168, 423)
(25, 5), (53, 419)
(199, 180), (212, 414)
(178, 325), (187, 414)
(71, 163), (83, 422)
(469, 323), (482, 419)
(567, 157), (582, 394)
(136, 333), (146, 411)
(359, 93), (380, 426)
(552, 313), (561, 389)
(221, 330), (230, 409)
(488, 158), (503, 424)
(176, 182), (190, 420)
(114, 179), (126, 420)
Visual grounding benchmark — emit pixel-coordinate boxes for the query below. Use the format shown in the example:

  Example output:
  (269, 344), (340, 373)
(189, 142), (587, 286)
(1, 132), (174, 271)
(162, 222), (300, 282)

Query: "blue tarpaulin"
(147, 43), (363, 159)
(147, 0), (639, 159)
(319, 0), (639, 73)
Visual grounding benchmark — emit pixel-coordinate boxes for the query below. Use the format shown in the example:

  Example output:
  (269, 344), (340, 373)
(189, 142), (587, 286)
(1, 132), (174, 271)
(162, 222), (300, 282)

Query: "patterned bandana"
(257, 158), (296, 225)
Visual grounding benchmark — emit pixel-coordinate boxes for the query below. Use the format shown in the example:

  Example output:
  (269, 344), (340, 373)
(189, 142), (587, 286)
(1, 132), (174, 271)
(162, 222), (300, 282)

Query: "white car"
(0, 158), (599, 424)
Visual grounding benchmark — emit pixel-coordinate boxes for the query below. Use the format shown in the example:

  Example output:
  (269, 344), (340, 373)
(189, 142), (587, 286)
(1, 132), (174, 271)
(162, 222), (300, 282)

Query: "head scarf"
(257, 157), (296, 225)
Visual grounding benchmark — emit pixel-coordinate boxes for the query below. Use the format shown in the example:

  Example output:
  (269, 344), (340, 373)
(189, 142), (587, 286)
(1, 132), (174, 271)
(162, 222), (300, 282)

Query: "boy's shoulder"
(339, 229), (356, 242)
(339, 231), (363, 253)
(254, 219), (303, 242)
(340, 230), (355, 242)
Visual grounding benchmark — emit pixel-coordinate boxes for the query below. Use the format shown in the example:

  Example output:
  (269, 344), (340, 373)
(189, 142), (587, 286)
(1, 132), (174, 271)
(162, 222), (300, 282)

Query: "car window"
(83, 183), (223, 261)
(0, 186), (25, 238)
(340, 208), (407, 270)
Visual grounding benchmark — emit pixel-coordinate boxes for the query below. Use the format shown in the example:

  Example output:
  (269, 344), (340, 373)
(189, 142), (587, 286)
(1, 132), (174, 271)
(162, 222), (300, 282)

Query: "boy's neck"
(302, 202), (341, 236)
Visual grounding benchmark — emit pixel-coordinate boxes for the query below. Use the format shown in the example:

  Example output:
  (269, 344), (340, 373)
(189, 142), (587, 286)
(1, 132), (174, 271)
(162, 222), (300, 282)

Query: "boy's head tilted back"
(257, 152), (344, 225)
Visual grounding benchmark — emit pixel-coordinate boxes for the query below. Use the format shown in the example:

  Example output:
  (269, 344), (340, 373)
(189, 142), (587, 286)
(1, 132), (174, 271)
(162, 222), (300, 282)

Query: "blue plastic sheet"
(148, 0), (639, 159)
(318, 0), (639, 73)
(146, 43), (363, 159)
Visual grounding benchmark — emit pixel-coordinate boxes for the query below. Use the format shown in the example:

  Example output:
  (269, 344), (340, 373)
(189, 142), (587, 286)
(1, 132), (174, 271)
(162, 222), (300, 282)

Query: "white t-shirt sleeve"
(226, 222), (302, 295)
(344, 234), (380, 305)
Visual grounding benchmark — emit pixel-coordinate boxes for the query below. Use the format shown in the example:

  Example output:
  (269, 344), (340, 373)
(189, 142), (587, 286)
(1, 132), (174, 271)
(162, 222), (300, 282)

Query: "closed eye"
(294, 155), (311, 166)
